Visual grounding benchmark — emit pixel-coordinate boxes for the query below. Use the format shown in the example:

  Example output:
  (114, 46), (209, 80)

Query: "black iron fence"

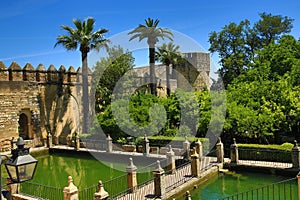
(219, 177), (297, 200)
(19, 181), (64, 200)
(238, 148), (292, 163)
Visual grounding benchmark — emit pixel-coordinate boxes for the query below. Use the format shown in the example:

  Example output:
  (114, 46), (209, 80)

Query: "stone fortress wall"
(0, 61), (86, 151)
(133, 52), (210, 92)
(0, 52), (210, 152)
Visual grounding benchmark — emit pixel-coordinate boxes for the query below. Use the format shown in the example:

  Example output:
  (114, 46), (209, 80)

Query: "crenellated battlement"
(0, 61), (92, 84)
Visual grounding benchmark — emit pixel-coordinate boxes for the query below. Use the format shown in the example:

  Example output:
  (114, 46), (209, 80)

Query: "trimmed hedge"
(237, 143), (294, 163)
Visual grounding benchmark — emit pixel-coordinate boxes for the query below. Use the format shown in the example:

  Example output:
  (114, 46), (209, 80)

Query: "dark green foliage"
(209, 13), (294, 87)
(93, 46), (135, 113)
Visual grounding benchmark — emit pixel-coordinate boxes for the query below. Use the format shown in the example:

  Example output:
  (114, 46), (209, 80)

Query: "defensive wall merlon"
(0, 61), (92, 84)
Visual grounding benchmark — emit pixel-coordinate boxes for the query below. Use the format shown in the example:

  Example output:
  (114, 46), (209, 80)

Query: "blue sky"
(0, 0), (299, 73)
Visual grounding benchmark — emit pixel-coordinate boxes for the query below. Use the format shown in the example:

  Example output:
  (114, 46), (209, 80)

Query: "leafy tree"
(224, 35), (300, 142)
(156, 42), (181, 96)
(55, 17), (109, 134)
(254, 12), (294, 46)
(93, 46), (135, 113)
(128, 18), (173, 95)
(209, 13), (294, 87)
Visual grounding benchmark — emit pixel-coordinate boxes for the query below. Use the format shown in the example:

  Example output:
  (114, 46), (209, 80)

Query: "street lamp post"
(0, 137), (38, 200)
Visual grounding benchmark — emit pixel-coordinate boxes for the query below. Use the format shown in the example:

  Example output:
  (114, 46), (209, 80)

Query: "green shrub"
(237, 143), (293, 152)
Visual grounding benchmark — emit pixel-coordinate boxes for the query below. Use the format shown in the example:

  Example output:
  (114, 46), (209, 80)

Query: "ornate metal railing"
(19, 181), (64, 200)
(238, 148), (291, 163)
(219, 177), (297, 200)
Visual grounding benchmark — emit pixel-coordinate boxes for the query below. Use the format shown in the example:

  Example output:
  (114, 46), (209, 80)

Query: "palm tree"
(55, 17), (109, 134)
(128, 18), (173, 95)
(156, 42), (181, 96)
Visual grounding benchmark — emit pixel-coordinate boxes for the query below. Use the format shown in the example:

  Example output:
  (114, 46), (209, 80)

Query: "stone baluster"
(126, 158), (137, 193)
(191, 147), (200, 177)
(106, 134), (112, 153)
(47, 133), (52, 148)
(185, 191), (192, 200)
(183, 136), (190, 160)
(166, 145), (176, 174)
(153, 160), (166, 199)
(195, 139), (203, 159)
(94, 180), (109, 200)
(297, 172), (300, 200)
(63, 176), (78, 200)
(142, 134), (150, 156)
(216, 137), (224, 164)
(230, 138), (239, 164)
(292, 140), (300, 169)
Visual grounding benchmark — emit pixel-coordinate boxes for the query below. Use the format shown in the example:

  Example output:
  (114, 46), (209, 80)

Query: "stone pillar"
(106, 134), (112, 153)
(153, 160), (166, 199)
(185, 191), (192, 200)
(297, 172), (300, 200)
(216, 137), (224, 163)
(230, 138), (239, 163)
(166, 145), (176, 174)
(94, 181), (109, 200)
(126, 158), (137, 193)
(75, 134), (80, 151)
(63, 176), (78, 200)
(183, 136), (190, 160)
(292, 140), (300, 169)
(47, 133), (52, 148)
(195, 139), (203, 159)
(142, 134), (150, 156)
(191, 148), (200, 177)
(6, 178), (19, 195)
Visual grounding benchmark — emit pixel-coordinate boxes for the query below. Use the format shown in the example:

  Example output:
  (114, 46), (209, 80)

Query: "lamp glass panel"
(5, 165), (17, 181)
(17, 163), (36, 182)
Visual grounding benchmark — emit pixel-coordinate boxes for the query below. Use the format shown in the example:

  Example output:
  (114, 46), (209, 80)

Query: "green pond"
(178, 171), (297, 200)
(2, 153), (154, 189)
(32, 153), (128, 189)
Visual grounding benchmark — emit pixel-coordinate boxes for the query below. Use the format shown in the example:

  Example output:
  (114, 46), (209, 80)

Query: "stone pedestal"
(230, 138), (239, 163)
(47, 133), (52, 148)
(153, 161), (166, 199)
(126, 158), (137, 193)
(142, 135), (150, 156)
(191, 148), (200, 177)
(292, 140), (300, 169)
(94, 181), (109, 200)
(106, 135), (112, 153)
(6, 178), (19, 195)
(195, 139), (203, 159)
(297, 172), (300, 200)
(166, 145), (175, 174)
(63, 176), (78, 200)
(216, 137), (224, 163)
(185, 191), (192, 200)
(183, 136), (190, 160)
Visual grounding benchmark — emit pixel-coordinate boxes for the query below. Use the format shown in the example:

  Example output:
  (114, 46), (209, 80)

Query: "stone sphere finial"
(233, 138), (236, 144)
(294, 140), (298, 147)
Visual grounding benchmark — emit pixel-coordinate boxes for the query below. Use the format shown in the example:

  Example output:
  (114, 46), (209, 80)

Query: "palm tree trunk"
(81, 50), (89, 134)
(149, 46), (156, 95)
(166, 64), (170, 96)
